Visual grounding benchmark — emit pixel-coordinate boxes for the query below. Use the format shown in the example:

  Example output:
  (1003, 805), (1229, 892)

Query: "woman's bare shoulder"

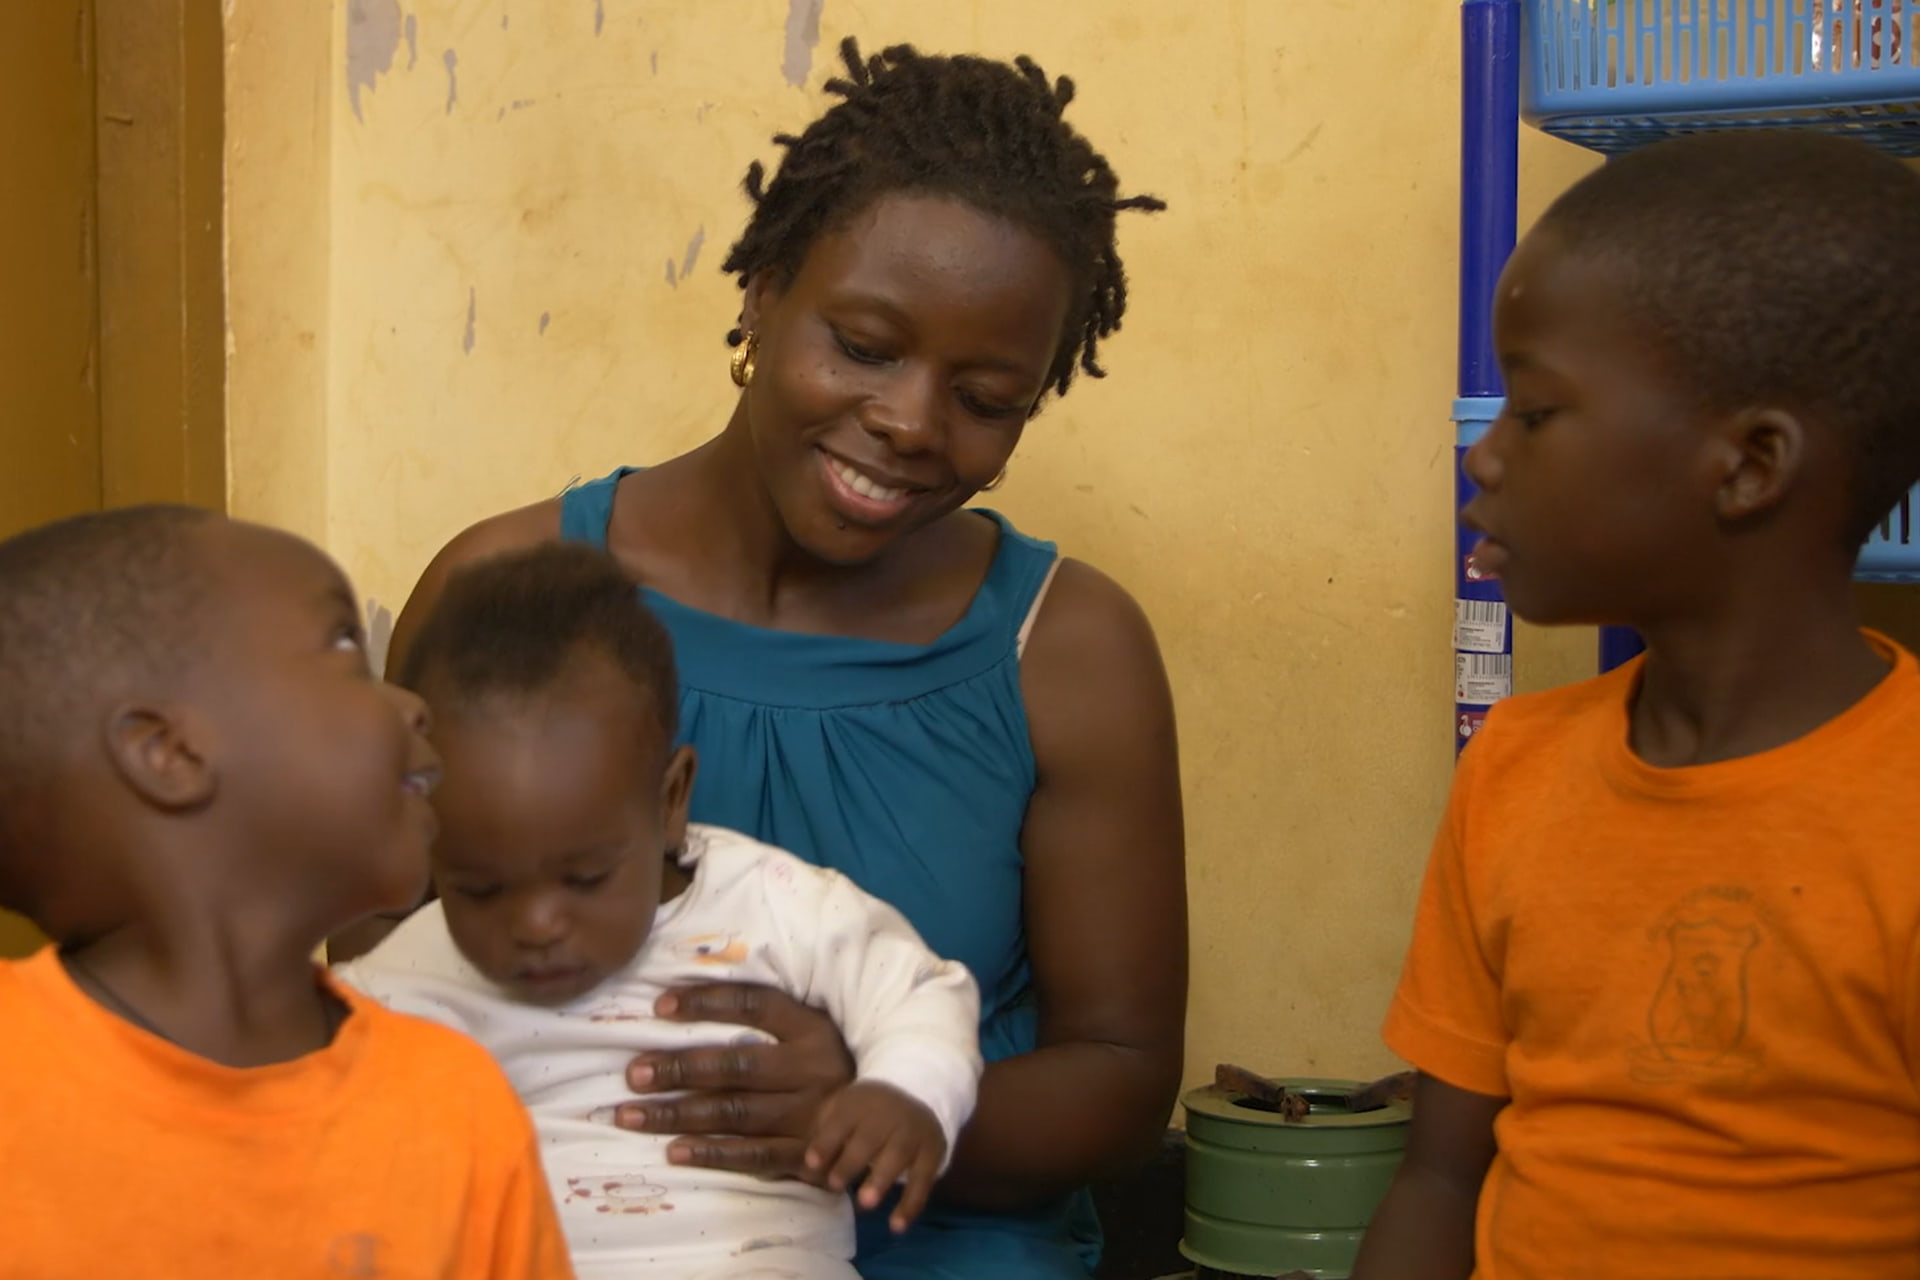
(384, 499), (565, 679)
(432, 498), (564, 571)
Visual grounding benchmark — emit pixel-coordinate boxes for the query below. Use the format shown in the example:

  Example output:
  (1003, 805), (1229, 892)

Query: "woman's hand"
(614, 982), (855, 1181)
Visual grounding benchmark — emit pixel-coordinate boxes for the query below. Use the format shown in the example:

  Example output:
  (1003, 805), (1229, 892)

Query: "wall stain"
(403, 13), (417, 70)
(1281, 122), (1324, 167)
(679, 226), (705, 280)
(442, 48), (459, 114)
(539, 312), (551, 335)
(463, 288), (477, 353)
(782, 0), (824, 88)
(346, 0), (403, 122)
(594, 0), (605, 35)
(364, 600), (395, 677)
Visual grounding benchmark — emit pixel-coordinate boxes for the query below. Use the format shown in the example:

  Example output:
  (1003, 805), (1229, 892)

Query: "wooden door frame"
(93, 0), (226, 511)
(0, 0), (226, 960)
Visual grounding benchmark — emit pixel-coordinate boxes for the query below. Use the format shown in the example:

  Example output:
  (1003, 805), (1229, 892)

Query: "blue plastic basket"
(1523, 0), (1920, 155)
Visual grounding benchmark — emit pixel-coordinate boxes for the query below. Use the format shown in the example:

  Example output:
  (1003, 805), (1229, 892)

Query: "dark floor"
(1090, 1130), (1188, 1280)
(1090, 1132), (1307, 1280)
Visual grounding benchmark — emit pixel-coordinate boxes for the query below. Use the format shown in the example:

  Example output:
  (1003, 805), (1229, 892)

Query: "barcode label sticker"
(1453, 598), (1509, 653)
(1455, 652), (1513, 705)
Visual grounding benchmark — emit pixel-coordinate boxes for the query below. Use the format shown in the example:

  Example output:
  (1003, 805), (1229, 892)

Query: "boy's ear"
(101, 702), (217, 814)
(659, 745), (698, 855)
(1711, 406), (1805, 524)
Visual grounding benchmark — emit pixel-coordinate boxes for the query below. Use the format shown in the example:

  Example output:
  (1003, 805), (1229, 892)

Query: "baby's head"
(1469, 130), (1920, 624)
(400, 542), (693, 1005)
(0, 507), (439, 944)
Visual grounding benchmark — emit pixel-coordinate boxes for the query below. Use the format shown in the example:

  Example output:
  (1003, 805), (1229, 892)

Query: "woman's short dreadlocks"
(720, 38), (1164, 403)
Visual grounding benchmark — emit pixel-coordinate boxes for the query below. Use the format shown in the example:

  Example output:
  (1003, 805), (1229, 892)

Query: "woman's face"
(739, 193), (1075, 566)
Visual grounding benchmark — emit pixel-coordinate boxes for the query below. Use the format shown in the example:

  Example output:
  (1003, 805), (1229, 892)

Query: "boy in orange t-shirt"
(0, 507), (575, 1280)
(1354, 131), (1920, 1280)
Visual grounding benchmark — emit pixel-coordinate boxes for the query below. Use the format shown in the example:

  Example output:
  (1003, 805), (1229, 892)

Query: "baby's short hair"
(1539, 130), (1920, 549)
(400, 542), (678, 740)
(0, 504), (218, 858)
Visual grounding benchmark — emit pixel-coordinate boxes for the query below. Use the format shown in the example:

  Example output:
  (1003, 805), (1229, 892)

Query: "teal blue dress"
(560, 468), (1101, 1280)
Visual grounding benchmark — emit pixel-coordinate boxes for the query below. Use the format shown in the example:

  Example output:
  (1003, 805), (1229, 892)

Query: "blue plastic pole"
(1598, 626), (1646, 670)
(1460, 0), (1520, 400)
(1454, 0), (1520, 756)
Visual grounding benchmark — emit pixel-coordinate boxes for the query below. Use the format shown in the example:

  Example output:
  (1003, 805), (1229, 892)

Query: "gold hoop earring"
(982, 468), (1008, 492)
(729, 331), (759, 388)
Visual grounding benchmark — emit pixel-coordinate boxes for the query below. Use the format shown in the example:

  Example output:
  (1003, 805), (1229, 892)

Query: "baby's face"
(422, 674), (689, 1006)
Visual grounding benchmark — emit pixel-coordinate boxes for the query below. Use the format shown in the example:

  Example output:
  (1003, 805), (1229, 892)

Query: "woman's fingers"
(616, 1088), (800, 1138)
(632, 983), (855, 1102)
(661, 1135), (816, 1181)
(656, 983), (815, 1040)
(626, 1042), (805, 1096)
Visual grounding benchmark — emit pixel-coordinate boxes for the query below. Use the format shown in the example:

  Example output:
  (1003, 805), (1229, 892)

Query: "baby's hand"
(803, 1080), (946, 1233)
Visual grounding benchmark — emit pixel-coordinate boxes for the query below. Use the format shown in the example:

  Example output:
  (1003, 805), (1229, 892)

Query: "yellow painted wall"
(226, 0), (333, 548)
(227, 1), (1603, 1088)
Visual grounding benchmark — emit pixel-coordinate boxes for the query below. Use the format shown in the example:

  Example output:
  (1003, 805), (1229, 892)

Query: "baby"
(337, 542), (981, 1280)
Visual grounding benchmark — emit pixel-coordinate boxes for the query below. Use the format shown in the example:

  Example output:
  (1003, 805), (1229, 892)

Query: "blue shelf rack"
(1527, 0), (1920, 156)
(1455, 0), (1920, 751)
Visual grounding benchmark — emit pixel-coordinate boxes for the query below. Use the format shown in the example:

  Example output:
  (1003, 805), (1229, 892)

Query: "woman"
(347, 40), (1186, 1280)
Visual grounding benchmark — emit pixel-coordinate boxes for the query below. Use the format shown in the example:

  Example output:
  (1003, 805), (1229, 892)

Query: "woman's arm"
(325, 501), (559, 964)
(382, 500), (561, 682)
(931, 557), (1188, 1209)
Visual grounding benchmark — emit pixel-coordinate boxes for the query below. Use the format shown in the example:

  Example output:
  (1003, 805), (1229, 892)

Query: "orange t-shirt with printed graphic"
(1386, 632), (1920, 1280)
(0, 946), (576, 1280)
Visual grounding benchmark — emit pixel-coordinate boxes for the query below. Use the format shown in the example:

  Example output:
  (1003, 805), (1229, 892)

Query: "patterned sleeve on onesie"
(753, 846), (983, 1163)
(1382, 728), (1512, 1098)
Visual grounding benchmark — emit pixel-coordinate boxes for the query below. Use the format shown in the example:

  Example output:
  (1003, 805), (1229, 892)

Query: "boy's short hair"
(0, 504), (217, 858)
(1538, 130), (1920, 549)
(400, 542), (679, 740)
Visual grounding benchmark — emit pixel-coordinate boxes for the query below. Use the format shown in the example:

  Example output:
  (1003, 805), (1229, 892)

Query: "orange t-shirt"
(0, 946), (576, 1280)
(1387, 632), (1920, 1280)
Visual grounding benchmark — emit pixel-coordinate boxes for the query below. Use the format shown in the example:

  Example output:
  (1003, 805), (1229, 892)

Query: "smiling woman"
(329, 38), (1184, 1280)
(733, 193), (1072, 572)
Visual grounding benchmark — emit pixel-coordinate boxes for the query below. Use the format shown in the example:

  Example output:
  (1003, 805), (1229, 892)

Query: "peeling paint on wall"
(679, 226), (705, 280)
(463, 287), (477, 353)
(364, 599), (395, 677)
(782, 0), (823, 88)
(346, 0), (403, 121)
(442, 47), (459, 113)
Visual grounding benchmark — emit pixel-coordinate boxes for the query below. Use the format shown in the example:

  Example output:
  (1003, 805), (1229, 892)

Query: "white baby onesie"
(337, 823), (982, 1280)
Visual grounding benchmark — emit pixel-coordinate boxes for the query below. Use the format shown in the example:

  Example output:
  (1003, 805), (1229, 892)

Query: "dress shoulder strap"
(557, 468), (639, 548)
